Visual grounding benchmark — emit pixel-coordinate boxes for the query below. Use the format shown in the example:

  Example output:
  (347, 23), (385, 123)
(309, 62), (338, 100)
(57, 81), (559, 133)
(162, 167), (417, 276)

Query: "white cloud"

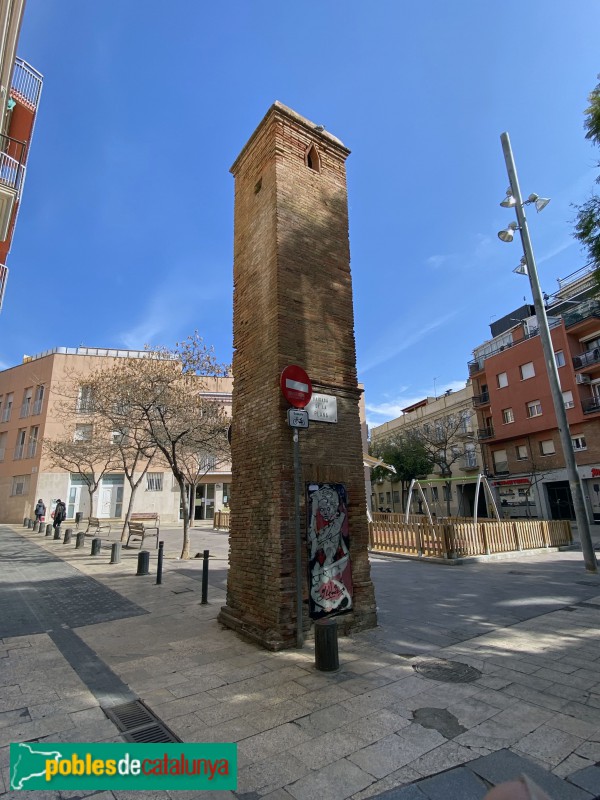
(365, 379), (467, 430)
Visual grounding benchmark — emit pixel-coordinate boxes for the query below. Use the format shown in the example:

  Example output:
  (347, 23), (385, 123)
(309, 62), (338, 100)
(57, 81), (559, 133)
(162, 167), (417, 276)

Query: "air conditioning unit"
(576, 374), (591, 384)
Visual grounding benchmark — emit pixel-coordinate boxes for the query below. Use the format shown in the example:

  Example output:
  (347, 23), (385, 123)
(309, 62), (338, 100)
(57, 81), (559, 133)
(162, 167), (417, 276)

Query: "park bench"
(88, 517), (112, 536)
(126, 513), (160, 549)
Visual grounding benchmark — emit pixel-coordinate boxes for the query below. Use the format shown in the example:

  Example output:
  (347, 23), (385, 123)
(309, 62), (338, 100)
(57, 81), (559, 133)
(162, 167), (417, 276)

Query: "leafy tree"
(370, 434), (432, 511)
(574, 75), (600, 272)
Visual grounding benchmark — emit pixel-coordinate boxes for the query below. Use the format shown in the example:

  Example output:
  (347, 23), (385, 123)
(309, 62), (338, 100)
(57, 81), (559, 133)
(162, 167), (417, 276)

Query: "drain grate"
(104, 700), (181, 743)
(413, 658), (481, 684)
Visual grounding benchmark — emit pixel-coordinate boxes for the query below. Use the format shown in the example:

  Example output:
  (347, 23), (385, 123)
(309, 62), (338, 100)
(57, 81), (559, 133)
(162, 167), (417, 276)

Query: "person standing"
(52, 498), (66, 532)
(34, 498), (46, 523)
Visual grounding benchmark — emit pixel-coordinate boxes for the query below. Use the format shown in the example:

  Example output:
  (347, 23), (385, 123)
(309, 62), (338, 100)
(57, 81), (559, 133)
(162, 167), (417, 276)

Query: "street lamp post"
(499, 131), (597, 573)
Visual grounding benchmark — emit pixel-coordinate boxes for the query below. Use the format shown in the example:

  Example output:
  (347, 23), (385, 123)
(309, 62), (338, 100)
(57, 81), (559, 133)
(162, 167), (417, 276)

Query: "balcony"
(573, 348), (600, 371)
(582, 397), (600, 415)
(564, 299), (600, 336)
(473, 391), (490, 408)
(478, 426), (495, 440)
(460, 454), (479, 471)
(0, 134), (27, 241)
(10, 58), (43, 112)
(0, 263), (7, 312)
(468, 358), (484, 376)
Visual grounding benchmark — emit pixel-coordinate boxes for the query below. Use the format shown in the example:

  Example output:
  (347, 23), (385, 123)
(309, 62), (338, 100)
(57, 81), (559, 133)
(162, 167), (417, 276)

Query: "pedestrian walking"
(34, 498), (46, 523)
(52, 498), (66, 532)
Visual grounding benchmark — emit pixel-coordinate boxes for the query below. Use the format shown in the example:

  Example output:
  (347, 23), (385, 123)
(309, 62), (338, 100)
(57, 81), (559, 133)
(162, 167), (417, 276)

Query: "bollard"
(314, 618), (339, 672)
(23, 517), (28, 527)
(31, 521), (38, 532)
(136, 550), (150, 576)
(110, 542), (121, 564)
(63, 528), (73, 545)
(201, 549), (209, 604)
(45, 524), (53, 537)
(27, 518), (33, 529)
(53, 526), (61, 540)
(156, 541), (164, 585)
(75, 531), (86, 549)
(91, 538), (102, 556)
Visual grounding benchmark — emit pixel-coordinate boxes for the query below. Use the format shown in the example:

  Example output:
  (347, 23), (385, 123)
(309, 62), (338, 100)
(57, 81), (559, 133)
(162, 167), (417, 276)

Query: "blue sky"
(1, 1), (599, 430)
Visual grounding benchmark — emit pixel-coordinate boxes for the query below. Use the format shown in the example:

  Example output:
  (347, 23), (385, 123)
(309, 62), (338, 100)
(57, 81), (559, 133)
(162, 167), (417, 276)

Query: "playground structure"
(404, 473), (500, 525)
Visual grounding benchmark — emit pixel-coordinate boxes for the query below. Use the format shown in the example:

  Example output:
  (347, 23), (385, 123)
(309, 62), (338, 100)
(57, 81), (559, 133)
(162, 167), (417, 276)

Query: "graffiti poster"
(306, 483), (353, 619)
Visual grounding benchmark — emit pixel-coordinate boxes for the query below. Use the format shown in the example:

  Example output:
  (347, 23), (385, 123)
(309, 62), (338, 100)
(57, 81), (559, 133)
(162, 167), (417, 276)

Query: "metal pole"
(156, 540), (164, 585)
(501, 131), (597, 573)
(293, 428), (303, 648)
(201, 549), (209, 604)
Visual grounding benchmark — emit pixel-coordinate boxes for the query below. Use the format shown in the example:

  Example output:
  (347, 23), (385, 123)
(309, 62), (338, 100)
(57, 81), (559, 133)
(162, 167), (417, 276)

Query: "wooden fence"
(213, 511), (230, 530)
(369, 514), (572, 559)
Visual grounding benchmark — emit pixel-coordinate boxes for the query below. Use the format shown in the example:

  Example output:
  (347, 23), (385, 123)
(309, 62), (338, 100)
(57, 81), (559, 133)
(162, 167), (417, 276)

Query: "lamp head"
(498, 221), (518, 243)
(526, 193), (551, 213)
(500, 188), (516, 208)
(513, 257), (528, 276)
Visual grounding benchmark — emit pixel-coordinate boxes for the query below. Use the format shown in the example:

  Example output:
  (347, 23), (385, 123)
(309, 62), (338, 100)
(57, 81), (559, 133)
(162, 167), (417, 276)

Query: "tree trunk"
(178, 477), (191, 560)
(121, 482), (139, 542)
(85, 486), (96, 532)
(445, 480), (451, 517)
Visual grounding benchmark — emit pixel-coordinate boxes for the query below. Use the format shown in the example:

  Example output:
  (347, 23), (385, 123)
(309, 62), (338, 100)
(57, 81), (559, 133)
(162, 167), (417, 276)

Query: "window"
(493, 449), (509, 474)
(385, 492), (391, 504)
(555, 350), (565, 368)
(0, 430), (6, 461)
(2, 392), (13, 422)
(14, 428), (26, 459)
(76, 385), (94, 413)
(497, 372), (508, 389)
(11, 474), (29, 496)
(305, 143), (321, 172)
(20, 387), (32, 418)
(516, 445), (528, 460)
(74, 424), (92, 442)
(431, 486), (439, 501)
(464, 444), (477, 468)
(502, 408), (514, 424)
(572, 436), (587, 451)
(111, 429), (128, 445)
(0, 395), (3, 420)
(27, 426), (39, 458)
(443, 484), (452, 501)
(520, 362), (535, 380)
(540, 439), (556, 456)
(562, 390), (574, 409)
(378, 492), (384, 505)
(458, 410), (471, 435)
(393, 490), (400, 504)
(527, 400), (542, 418)
(434, 421), (444, 442)
(33, 385), (45, 415)
(146, 472), (164, 492)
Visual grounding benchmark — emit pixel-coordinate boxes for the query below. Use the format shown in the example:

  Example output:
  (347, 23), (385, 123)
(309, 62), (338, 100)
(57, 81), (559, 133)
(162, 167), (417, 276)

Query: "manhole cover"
(413, 658), (481, 683)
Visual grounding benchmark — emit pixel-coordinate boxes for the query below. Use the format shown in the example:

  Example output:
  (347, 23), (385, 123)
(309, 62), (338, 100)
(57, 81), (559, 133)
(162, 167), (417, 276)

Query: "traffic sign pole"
(293, 427), (303, 648)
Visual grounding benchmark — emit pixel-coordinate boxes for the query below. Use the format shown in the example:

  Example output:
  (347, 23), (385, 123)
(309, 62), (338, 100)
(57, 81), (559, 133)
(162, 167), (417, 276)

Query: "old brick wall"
(219, 103), (376, 649)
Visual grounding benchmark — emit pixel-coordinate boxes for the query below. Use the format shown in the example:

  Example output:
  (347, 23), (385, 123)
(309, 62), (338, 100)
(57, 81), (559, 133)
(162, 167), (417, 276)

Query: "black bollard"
(75, 531), (86, 549)
(156, 541), (164, 584)
(314, 618), (339, 672)
(63, 528), (73, 545)
(45, 524), (53, 537)
(110, 542), (121, 564)
(136, 550), (150, 576)
(27, 518), (33, 529)
(201, 549), (209, 604)
(53, 526), (61, 540)
(31, 521), (38, 532)
(91, 538), (102, 556)
(23, 517), (28, 527)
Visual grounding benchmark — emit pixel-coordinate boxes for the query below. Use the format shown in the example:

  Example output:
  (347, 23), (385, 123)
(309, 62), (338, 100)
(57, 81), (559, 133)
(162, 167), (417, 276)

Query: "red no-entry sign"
(280, 364), (313, 408)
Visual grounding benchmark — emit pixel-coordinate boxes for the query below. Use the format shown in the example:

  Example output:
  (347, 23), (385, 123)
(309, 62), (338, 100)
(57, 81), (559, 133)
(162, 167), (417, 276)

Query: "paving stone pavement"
(3, 523), (600, 799)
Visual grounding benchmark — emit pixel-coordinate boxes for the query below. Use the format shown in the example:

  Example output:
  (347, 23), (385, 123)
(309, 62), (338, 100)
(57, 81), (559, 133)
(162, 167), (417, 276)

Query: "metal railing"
(0, 263), (7, 312)
(478, 426), (495, 440)
(473, 392), (490, 407)
(573, 349), (600, 370)
(461, 455), (478, 470)
(582, 397), (600, 415)
(0, 147), (25, 195)
(10, 58), (43, 110)
(563, 299), (600, 328)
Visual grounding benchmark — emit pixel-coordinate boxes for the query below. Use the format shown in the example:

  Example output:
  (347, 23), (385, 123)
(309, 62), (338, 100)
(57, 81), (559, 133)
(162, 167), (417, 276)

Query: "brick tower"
(219, 102), (376, 650)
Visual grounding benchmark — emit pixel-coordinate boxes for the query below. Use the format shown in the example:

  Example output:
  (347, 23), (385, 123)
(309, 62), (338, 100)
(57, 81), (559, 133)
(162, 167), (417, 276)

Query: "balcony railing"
(10, 58), (43, 111)
(478, 426), (495, 440)
(0, 263), (7, 312)
(573, 348), (600, 370)
(582, 397), (600, 415)
(564, 299), (600, 329)
(13, 444), (24, 459)
(461, 455), (479, 470)
(0, 136), (27, 196)
(473, 391), (490, 408)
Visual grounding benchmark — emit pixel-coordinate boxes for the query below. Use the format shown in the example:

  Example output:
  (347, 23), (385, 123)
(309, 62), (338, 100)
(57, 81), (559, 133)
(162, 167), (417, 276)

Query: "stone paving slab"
(5, 525), (600, 799)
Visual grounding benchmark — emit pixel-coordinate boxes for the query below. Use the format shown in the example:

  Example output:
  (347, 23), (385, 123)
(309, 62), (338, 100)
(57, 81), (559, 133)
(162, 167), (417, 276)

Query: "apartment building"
(469, 264), (600, 522)
(0, 0), (43, 309)
(0, 347), (232, 523)
(370, 383), (488, 518)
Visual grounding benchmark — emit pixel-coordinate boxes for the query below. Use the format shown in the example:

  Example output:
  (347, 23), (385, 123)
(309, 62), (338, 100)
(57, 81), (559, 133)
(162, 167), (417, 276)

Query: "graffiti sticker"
(306, 483), (353, 619)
